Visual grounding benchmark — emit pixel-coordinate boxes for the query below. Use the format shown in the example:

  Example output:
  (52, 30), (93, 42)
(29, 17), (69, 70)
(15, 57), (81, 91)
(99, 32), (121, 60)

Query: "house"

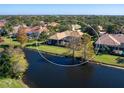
(97, 25), (106, 35)
(13, 24), (27, 34)
(0, 20), (6, 28)
(26, 26), (49, 40)
(0, 37), (4, 44)
(71, 24), (81, 31)
(95, 34), (124, 55)
(48, 30), (83, 45)
(119, 26), (124, 34)
(12, 24), (49, 39)
(48, 22), (59, 27)
(11, 24), (28, 37)
(0, 20), (6, 35)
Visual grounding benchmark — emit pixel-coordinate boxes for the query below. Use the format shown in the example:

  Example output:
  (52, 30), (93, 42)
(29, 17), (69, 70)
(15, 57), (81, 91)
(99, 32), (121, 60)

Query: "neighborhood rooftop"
(49, 30), (83, 40)
(13, 24), (49, 34)
(0, 20), (6, 28)
(96, 34), (124, 46)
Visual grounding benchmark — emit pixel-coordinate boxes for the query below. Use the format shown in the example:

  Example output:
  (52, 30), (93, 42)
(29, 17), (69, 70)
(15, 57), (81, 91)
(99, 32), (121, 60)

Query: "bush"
(0, 46), (28, 79)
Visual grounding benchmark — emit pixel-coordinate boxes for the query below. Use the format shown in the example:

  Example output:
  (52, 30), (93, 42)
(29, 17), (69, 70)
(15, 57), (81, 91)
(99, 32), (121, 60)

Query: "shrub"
(0, 46), (28, 79)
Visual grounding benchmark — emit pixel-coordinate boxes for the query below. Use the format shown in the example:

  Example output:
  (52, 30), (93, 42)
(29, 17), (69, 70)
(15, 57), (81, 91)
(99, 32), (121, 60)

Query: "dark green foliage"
(1, 15), (124, 37)
(0, 53), (11, 77)
(116, 57), (124, 64)
(38, 32), (48, 42)
(106, 24), (119, 34)
(0, 46), (28, 79)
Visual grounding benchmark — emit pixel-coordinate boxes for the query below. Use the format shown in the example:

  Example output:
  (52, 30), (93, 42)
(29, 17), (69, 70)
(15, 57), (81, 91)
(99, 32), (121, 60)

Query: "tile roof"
(14, 25), (49, 34)
(0, 37), (4, 43)
(96, 34), (124, 46)
(49, 30), (83, 40)
(0, 20), (6, 28)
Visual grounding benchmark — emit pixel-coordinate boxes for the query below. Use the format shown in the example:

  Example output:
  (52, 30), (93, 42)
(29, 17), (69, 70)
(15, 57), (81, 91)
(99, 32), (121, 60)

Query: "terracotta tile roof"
(0, 37), (4, 43)
(96, 34), (124, 46)
(48, 22), (59, 27)
(49, 30), (83, 40)
(0, 20), (6, 28)
(14, 25), (49, 34)
(29, 26), (49, 33)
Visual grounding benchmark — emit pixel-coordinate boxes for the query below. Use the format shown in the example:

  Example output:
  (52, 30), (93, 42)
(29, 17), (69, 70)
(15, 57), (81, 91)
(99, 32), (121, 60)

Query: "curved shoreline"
(23, 48), (124, 88)
(91, 61), (124, 70)
(25, 48), (124, 70)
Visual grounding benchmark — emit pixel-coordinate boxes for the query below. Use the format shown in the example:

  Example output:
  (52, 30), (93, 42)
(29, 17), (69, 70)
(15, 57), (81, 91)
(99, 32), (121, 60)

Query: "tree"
(17, 26), (28, 47)
(106, 24), (119, 34)
(81, 33), (94, 62)
(0, 52), (11, 77)
(38, 32), (48, 42)
(58, 22), (71, 32)
(66, 33), (94, 63)
(0, 46), (28, 79)
(67, 36), (82, 62)
(65, 31), (82, 62)
(3, 22), (13, 35)
(83, 24), (99, 39)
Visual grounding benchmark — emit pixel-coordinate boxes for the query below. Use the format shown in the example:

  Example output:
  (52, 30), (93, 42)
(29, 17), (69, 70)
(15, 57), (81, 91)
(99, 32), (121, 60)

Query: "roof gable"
(96, 34), (124, 46)
(49, 30), (83, 40)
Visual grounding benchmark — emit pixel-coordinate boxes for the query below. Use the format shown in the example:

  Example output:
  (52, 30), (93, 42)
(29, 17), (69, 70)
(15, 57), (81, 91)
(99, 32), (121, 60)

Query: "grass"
(27, 44), (82, 57)
(0, 78), (27, 88)
(1, 37), (20, 46)
(94, 54), (124, 67)
(0, 48), (4, 52)
(1, 36), (41, 47)
(27, 45), (69, 55)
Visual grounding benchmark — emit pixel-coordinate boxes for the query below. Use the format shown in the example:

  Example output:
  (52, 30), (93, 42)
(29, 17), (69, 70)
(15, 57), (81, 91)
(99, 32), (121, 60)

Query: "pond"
(23, 49), (124, 88)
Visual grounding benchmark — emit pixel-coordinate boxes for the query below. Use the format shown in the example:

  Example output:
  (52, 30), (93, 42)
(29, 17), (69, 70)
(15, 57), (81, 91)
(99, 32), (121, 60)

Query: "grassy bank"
(27, 44), (124, 67)
(27, 45), (69, 55)
(94, 54), (124, 67)
(0, 48), (4, 52)
(0, 78), (27, 88)
(27, 45), (82, 57)
(0, 37), (28, 88)
(1, 37), (20, 46)
(1, 36), (39, 47)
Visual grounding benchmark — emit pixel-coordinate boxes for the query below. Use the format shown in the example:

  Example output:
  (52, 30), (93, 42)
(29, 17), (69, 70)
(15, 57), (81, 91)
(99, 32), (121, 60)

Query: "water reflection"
(24, 49), (124, 88)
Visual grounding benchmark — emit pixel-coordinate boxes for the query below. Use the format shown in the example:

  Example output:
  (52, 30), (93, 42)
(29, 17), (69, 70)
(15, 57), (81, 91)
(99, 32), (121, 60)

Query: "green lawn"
(1, 37), (20, 46)
(27, 44), (83, 57)
(27, 45), (70, 55)
(1, 37), (40, 47)
(0, 48), (4, 52)
(0, 78), (27, 88)
(94, 54), (124, 67)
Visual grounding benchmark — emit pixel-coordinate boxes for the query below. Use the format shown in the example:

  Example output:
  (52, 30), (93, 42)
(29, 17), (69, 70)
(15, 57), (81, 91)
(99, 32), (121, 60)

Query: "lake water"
(24, 49), (124, 88)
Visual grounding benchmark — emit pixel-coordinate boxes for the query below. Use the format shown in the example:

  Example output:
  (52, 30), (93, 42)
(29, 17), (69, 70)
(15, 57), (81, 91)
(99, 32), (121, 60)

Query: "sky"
(0, 4), (124, 15)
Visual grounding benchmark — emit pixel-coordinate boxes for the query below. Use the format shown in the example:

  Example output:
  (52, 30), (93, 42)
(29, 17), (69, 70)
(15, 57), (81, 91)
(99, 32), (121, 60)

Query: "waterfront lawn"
(27, 45), (70, 55)
(1, 37), (20, 46)
(0, 78), (27, 88)
(27, 44), (83, 57)
(94, 54), (124, 67)
(0, 48), (4, 52)
(1, 37), (40, 47)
